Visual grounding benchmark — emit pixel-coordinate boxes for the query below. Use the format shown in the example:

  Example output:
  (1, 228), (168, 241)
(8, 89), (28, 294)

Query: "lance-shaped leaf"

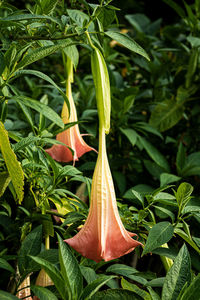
(0, 122), (24, 204)
(162, 244), (191, 300)
(105, 31), (150, 61)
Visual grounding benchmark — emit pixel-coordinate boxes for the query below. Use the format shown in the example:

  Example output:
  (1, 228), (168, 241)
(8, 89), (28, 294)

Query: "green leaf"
(17, 40), (78, 69)
(123, 184), (154, 200)
(17, 101), (35, 129)
(80, 266), (97, 284)
(147, 287), (161, 300)
(162, 244), (191, 300)
(160, 173), (181, 187)
(181, 152), (200, 177)
(29, 255), (66, 299)
(180, 274), (200, 300)
(185, 48), (199, 89)
(18, 225), (42, 275)
(142, 222), (174, 255)
(139, 136), (170, 172)
(123, 94), (136, 113)
(136, 122), (163, 139)
(13, 136), (39, 152)
(0, 51), (5, 76)
(176, 143), (186, 175)
(91, 289), (142, 300)
(0, 291), (19, 300)
(149, 98), (185, 132)
(0, 258), (15, 273)
(106, 264), (138, 277)
(175, 182), (193, 213)
(39, 0), (59, 15)
(121, 278), (151, 300)
(1, 13), (61, 25)
(120, 128), (137, 146)
(67, 9), (89, 26)
(125, 14), (150, 33)
(97, 8), (116, 29)
(146, 277), (165, 287)
(0, 171), (11, 197)
(151, 247), (176, 260)
(105, 31), (150, 61)
(31, 285), (58, 300)
(80, 275), (116, 300)
(182, 205), (200, 214)
(63, 45), (79, 70)
(14, 69), (70, 112)
(154, 206), (175, 222)
(57, 234), (83, 299)
(162, 0), (186, 18)
(13, 96), (64, 128)
(174, 229), (200, 254)
(0, 122), (24, 203)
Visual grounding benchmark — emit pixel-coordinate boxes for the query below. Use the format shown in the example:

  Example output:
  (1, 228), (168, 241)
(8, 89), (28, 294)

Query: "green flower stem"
(85, 31), (96, 50)
(45, 235), (50, 250)
(160, 243), (173, 272)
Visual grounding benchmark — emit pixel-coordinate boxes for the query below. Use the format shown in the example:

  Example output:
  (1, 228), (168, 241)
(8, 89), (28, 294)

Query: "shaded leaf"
(80, 275), (116, 300)
(180, 274), (200, 300)
(18, 225), (42, 275)
(143, 222), (174, 255)
(105, 31), (150, 61)
(0, 122), (24, 203)
(120, 128), (137, 146)
(31, 285), (58, 300)
(57, 234), (83, 299)
(91, 289), (142, 300)
(0, 172), (11, 197)
(121, 278), (151, 299)
(0, 291), (19, 300)
(14, 96), (64, 128)
(29, 256), (66, 299)
(0, 258), (15, 273)
(162, 244), (191, 300)
(139, 136), (170, 172)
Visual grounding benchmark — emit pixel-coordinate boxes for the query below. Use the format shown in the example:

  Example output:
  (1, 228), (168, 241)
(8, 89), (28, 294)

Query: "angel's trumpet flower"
(46, 58), (95, 164)
(65, 128), (143, 262)
(65, 38), (142, 262)
(16, 275), (32, 300)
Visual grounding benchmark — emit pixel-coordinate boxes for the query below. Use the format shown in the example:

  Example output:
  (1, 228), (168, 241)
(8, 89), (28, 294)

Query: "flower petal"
(65, 129), (142, 262)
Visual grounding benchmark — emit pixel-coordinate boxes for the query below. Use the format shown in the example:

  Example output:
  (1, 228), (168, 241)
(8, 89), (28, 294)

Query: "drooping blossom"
(65, 128), (143, 262)
(46, 59), (95, 164)
(16, 275), (32, 300)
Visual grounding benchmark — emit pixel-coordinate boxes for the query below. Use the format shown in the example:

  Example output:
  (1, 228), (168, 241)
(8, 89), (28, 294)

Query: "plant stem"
(10, 32), (79, 40)
(160, 243), (173, 272)
(45, 235), (50, 250)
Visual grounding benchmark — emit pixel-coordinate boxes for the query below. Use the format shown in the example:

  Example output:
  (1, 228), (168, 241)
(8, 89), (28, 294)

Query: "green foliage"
(0, 122), (24, 203)
(143, 222), (174, 255)
(162, 244), (191, 300)
(0, 0), (199, 299)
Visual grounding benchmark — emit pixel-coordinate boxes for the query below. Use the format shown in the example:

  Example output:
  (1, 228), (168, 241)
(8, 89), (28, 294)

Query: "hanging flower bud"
(46, 57), (96, 164)
(91, 47), (111, 134)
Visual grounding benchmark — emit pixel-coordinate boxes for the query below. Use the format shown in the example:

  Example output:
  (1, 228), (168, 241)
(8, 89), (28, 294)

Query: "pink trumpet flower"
(46, 60), (95, 164)
(16, 275), (32, 300)
(65, 128), (143, 262)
